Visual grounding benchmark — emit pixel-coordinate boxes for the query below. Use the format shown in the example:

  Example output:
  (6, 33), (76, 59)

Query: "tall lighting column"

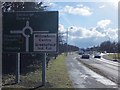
(66, 27), (73, 56)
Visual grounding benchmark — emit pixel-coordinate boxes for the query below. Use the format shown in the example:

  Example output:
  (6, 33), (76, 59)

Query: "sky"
(42, 0), (119, 48)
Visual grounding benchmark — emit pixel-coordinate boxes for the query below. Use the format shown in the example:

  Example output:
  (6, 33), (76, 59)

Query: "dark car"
(81, 54), (90, 59)
(94, 55), (101, 58)
(79, 52), (84, 55)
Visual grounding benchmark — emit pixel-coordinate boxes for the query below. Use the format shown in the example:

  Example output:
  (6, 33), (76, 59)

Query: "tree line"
(85, 41), (119, 53)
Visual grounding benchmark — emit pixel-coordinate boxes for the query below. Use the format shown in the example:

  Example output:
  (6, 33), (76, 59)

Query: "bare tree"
(2, 2), (48, 12)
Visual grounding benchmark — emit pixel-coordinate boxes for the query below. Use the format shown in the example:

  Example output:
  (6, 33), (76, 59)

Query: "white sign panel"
(34, 33), (57, 52)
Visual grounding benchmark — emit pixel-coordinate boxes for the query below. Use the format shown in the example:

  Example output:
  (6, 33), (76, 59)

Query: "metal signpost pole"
(0, 1), (2, 88)
(42, 53), (46, 86)
(16, 53), (20, 83)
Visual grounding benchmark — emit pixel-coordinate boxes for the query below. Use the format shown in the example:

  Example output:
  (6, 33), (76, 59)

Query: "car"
(79, 52), (84, 55)
(78, 50), (84, 55)
(81, 54), (90, 59)
(94, 55), (101, 58)
(94, 53), (101, 58)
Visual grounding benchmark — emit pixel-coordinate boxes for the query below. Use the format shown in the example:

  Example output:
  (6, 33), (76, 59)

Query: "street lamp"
(66, 27), (73, 56)
(66, 28), (68, 56)
(59, 27), (73, 56)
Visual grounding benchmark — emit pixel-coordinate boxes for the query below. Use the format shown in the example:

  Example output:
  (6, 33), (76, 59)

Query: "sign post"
(42, 53), (46, 86)
(2, 11), (58, 85)
(0, 1), (2, 88)
(16, 53), (20, 83)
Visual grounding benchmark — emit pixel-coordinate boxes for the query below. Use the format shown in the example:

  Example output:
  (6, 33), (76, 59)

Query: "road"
(77, 55), (119, 84)
(66, 53), (118, 89)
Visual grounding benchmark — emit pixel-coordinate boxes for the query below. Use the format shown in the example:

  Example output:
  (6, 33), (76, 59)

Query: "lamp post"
(66, 27), (73, 56)
(66, 28), (68, 56)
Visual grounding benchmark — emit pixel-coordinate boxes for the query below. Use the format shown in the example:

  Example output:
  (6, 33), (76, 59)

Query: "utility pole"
(66, 28), (68, 56)
(66, 27), (73, 56)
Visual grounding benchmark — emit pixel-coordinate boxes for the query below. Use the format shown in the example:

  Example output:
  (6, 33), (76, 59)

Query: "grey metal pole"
(0, 1), (2, 88)
(16, 53), (20, 83)
(42, 53), (46, 86)
(67, 28), (68, 55)
(66, 28), (68, 56)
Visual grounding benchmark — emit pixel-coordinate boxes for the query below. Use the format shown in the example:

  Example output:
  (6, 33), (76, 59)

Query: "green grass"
(46, 54), (73, 88)
(3, 54), (73, 89)
(108, 53), (120, 60)
(21, 69), (42, 83)
(19, 54), (73, 88)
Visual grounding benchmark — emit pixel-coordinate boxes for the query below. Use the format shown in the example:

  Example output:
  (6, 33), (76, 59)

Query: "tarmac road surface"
(66, 53), (118, 89)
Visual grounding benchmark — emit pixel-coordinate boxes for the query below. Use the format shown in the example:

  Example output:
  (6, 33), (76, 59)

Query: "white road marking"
(70, 62), (74, 67)
(80, 75), (88, 79)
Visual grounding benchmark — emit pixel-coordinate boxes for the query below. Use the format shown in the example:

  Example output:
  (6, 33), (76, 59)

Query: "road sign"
(2, 11), (58, 52)
(34, 33), (57, 52)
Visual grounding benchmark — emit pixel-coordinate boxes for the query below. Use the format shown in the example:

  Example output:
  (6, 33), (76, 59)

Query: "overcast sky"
(44, 1), (119, 48)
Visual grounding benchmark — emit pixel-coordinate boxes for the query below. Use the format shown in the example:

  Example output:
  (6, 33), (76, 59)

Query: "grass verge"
(107, 53), (120, 60)
(2, 54), (73, 89)
(46, 54), (73, 88)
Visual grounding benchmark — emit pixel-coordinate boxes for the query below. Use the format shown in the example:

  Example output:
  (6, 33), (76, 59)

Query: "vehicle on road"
(78, 49), (84, 55)
(81, 54), (90, 59)
(94, 53), (101, 58)
(94, 55), (101, 58)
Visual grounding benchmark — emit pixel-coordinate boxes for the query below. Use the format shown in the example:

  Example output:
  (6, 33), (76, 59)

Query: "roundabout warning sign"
(2, 11), (58, 52)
